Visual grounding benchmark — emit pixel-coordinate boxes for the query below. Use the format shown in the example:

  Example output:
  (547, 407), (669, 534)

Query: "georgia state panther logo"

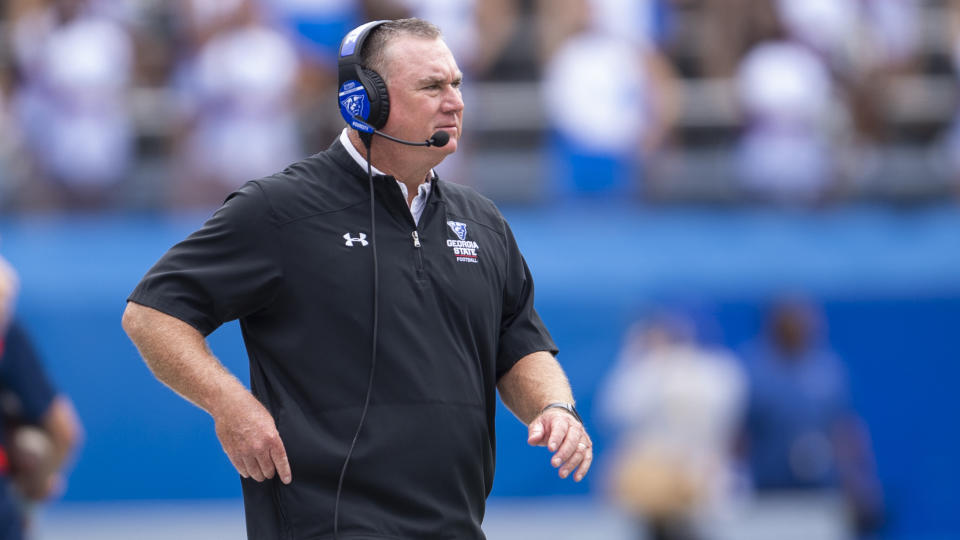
(338, 81), (372, 132)
(445, 221), (479, 263)
(446, 221), (467, 241)
(341, 94), (365, 118)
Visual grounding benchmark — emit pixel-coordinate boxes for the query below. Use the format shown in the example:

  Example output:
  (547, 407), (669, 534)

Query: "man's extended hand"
(213, 392), (292, 484)
(527, 409), (592, 482)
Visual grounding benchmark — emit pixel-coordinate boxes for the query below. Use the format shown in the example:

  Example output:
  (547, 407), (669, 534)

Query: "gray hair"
(361, 18), (443, 81)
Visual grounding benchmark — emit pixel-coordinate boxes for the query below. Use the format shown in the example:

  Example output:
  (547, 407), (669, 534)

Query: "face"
(771, 303), (814, 355)
(380, 36), (464, 155)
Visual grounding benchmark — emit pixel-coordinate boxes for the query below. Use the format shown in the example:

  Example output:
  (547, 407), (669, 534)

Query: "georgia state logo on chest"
(446, 221), (479, 264)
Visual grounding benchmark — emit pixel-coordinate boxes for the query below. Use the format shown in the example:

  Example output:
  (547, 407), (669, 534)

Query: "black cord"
(333, 137), (379, 539)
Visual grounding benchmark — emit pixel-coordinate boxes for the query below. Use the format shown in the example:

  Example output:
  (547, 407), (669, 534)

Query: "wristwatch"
(541, 402), (583, 424)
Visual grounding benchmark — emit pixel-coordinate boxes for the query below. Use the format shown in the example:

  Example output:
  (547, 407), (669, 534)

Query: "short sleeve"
(0, 319), (56, 423)
(127, 182), (283, 336)
(495, 218), (558, 379)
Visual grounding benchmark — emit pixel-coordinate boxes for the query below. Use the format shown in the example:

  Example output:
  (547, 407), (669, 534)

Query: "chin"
(437, 140), (458, 155)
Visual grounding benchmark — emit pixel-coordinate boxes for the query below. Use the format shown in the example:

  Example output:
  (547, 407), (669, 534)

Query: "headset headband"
(338, 20), (388, 64)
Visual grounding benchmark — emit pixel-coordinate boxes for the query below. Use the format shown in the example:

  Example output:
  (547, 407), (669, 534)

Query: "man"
(0, 255), (82, 540)
(122, 18), (592, 539)
(599, 312), (745, 540)
(741, 297), (884, 536)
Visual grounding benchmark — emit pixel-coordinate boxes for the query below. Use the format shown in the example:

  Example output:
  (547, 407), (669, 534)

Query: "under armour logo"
(343, 232), (368, 247)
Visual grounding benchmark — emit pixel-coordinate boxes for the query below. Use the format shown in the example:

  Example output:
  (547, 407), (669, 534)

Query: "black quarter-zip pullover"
(128, 139), (557, 539)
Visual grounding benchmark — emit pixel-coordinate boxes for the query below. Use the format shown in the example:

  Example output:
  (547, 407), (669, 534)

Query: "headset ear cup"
(360, 68), (390, 130)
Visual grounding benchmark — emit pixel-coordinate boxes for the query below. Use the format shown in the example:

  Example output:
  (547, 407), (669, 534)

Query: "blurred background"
(1, 0), (959, 538)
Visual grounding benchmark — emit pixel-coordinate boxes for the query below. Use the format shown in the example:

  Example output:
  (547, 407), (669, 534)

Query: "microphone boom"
(353, 116), (450, 147)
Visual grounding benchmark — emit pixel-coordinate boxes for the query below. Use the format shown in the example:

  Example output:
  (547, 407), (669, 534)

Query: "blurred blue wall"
(2, 205), (959, 538)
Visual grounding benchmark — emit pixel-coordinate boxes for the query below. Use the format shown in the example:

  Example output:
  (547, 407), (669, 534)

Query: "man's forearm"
(497, 350), (575, 425)
(121, 302), (246, 417)
(122, 301), (292, 484)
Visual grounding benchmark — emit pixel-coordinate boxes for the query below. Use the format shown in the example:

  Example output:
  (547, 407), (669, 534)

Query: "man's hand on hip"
(527, 409), (593, 482)
(213, 391), (292, 484)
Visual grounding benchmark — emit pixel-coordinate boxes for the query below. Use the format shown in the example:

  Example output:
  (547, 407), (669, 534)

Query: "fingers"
(555, 436), (593, 482)
(254, 452), (275, 481)
(271, 443), (293, 484)
(527, 417), (547, 446)
(573, 445), (594, 482)
(242, 456), (265, 482)
(214, 396), (291, 484)
(227, 453), (249, 479)
(559, 440), (593, 482)
(236, 435), (290, 483)
(538, 411), (593, 482)
(546, 415), (568, 453)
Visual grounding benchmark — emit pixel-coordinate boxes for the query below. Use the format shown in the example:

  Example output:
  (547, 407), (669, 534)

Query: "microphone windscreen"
(429, 131), (450, 147)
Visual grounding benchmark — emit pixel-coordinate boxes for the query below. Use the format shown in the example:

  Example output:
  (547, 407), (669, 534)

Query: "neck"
(348, 130), (437, 202)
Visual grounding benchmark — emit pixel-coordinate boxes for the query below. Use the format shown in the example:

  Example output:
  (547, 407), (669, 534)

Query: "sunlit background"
(1, 0), (959, 539)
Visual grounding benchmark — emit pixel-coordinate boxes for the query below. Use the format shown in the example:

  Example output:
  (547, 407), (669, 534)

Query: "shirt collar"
(338, 128), (436, 188)
(397, 175), (433, 202)
(339, 128), (387, 176)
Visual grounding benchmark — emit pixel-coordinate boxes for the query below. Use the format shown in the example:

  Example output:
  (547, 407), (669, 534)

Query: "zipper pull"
(412, 230), (421, 248)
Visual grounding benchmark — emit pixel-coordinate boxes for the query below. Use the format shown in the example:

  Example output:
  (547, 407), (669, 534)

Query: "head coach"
(122, 18), (592, 539)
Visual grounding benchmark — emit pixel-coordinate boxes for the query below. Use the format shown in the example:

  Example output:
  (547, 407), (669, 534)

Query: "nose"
(442, 85), (464, 114)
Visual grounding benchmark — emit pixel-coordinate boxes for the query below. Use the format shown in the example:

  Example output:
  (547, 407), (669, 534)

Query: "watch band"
(541, 402), (583, 424)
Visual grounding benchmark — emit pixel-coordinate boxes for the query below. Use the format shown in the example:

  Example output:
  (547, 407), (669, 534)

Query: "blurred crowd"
(598, 297), (884, 540)
(0, 0), (959, 211)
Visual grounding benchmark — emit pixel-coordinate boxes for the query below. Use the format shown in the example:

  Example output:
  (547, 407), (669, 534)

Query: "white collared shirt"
(339, 128), (433, 225)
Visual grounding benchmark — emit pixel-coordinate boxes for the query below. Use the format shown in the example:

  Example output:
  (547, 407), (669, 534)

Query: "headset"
(337, 20), (392, 139)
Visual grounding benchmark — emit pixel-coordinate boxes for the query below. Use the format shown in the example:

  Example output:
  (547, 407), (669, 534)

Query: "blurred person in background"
(734, 38), (843, 204)
(0, 253), (82, 540)
(7, 0), (133, 210)
(169, 0), (302, 207)
(773, 0), (922, 189)
(740, 296), (884, 539)
(539, 0), (680, 200)
(598, 310), (746, 540)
